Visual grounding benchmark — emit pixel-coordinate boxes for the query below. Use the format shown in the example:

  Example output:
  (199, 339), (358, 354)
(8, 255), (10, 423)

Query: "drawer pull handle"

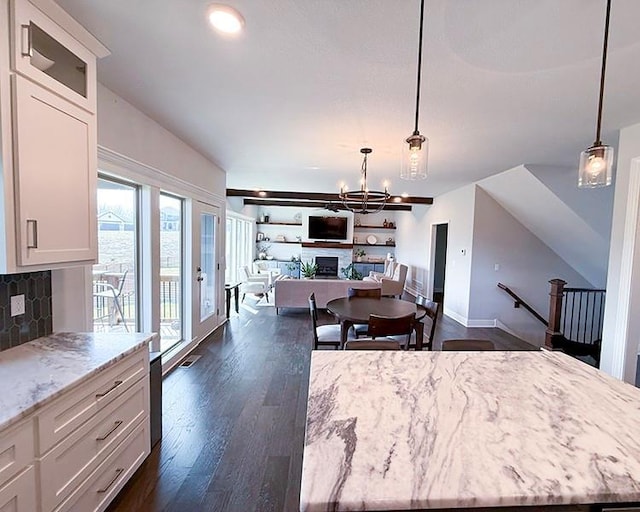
(95, 380), (123, 398)
(96, 420), (123, 441)
(96, 467), (124, 494)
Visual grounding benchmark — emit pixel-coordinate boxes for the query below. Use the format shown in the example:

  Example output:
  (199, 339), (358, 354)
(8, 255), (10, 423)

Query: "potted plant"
(257, 243), (271, 260)
(300, 261), (318, 279)
(354, 248), (366, 262)
(340, 263), (363, 280)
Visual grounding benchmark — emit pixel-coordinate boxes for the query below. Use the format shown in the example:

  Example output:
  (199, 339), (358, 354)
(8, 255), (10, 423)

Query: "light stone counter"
(0, 332), (154, 431)
(300, 350), (640, 511)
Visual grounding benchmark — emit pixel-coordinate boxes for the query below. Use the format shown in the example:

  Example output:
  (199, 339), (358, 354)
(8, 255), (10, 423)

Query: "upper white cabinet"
(0, 0), (109, 273)
(11, 0), (97, 113)
(12, 75), (96, 266)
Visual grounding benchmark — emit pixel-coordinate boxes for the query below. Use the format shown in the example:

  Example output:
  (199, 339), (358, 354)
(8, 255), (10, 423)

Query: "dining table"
(326, 296), (425, 349)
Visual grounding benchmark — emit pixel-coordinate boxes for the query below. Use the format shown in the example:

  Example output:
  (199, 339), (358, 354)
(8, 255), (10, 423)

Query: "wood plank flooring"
(107, 296), (537, 512)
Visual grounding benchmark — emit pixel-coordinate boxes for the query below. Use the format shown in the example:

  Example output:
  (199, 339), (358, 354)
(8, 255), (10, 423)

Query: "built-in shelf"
(354, 243), (395, 247)
(256, 240), (301, 244)
(354, 225), (395, 230)
(256, 221), (302, 226)
(302, 242), (354, 249)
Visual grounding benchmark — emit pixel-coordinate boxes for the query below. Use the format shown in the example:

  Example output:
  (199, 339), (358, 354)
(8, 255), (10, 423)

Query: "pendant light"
(339, 148), (390, 214)
(578, 0), (613, 188)
(401, 0), (427, 180)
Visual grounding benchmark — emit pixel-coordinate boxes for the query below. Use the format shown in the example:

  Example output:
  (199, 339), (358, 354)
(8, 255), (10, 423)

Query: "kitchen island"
(300, 350), (640, 511)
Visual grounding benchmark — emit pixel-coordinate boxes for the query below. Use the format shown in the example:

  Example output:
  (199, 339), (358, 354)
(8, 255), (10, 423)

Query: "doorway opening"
(432, 223), (448, 303)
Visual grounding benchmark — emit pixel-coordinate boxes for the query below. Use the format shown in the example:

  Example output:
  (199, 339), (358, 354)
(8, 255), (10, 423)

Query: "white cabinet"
(11, 0), (98, 113)
(37, 347), (150, 512)
(12, 74), (96, 266)
(0, 419), (36, 512)
(0, 466), (37, 512)
(0, 346), (151, 512)
(0, 0), (109, 273)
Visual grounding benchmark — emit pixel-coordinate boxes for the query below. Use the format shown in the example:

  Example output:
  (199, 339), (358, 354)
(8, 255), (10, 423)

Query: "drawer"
(39, 348), (148, 454)
(0, 419), (34, 489)
(0, 466), (36, 512)
(54, 419), (150, 512)
(40, 377), (149, 512)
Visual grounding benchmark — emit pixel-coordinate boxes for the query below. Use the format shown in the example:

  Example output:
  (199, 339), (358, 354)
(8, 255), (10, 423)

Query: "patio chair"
(93, 270), (129, 332)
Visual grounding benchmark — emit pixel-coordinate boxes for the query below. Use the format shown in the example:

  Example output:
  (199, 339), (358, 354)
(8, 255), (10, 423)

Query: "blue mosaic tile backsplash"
(0, 271), (52, 351)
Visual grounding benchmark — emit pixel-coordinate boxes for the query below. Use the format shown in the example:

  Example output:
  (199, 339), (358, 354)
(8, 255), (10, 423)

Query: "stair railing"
(544, 279), (606, 349)
(497, 283), (548, 326)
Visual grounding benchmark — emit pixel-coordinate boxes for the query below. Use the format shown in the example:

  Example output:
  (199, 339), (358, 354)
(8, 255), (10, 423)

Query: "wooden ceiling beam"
(242, 198), (412, 212)
(227, 188), (432, 205)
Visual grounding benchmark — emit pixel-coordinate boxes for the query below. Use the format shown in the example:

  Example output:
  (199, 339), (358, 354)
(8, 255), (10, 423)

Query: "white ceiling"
(56, 0), (640, 198)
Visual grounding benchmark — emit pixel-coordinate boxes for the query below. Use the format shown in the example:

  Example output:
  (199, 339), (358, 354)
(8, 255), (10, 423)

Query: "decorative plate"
(366, 234), (377, 245)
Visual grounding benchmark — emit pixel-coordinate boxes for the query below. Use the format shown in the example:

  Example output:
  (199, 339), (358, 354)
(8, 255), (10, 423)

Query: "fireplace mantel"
(301, 242), (354, 249)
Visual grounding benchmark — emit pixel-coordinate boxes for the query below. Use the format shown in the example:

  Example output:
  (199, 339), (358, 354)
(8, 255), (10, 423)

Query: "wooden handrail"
(563, 287), (606, 293)
(497, 283), (548, 327)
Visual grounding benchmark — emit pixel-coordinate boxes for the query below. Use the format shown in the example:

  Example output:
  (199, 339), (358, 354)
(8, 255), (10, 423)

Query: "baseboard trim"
(443, 308), (467, 326)
(466, 319), (497, 328)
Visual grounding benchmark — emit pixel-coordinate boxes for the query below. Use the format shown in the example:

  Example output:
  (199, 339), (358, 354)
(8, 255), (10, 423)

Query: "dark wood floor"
(107, 296), (536, 512)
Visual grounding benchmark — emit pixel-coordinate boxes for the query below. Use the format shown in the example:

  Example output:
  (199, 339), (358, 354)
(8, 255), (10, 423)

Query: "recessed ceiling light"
(207, 4), (245, 35)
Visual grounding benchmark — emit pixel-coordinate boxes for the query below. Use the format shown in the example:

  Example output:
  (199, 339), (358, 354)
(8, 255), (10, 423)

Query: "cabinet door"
(12, 75), (97, 266)
(0, 466), (36, 512)
(11, 0), (96, 113)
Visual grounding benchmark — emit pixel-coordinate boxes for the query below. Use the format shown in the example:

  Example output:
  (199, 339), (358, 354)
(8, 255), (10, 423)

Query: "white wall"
(96, 84), (225, 193)
(395, 184), (475, 324)
(526, 164), (614, 242)
(469, 187), (593, 346)
(600, 122), (640, 383)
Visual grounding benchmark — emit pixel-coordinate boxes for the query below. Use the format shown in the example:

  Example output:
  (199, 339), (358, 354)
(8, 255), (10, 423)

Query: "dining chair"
(309, 293), (344, 350)
(347, 287), (382, 298)
(348, 313), (414, 350)
(344, 340), (400, 350)
(404, 297), (439, 351)
(348, 287), (382, 337)
(441, 339), (495, 351)
(93, 270), (129, 332)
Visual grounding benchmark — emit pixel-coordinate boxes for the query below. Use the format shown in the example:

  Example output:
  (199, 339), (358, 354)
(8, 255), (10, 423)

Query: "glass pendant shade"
(578, 143), (613, 188)
(401, 133), (428, 180)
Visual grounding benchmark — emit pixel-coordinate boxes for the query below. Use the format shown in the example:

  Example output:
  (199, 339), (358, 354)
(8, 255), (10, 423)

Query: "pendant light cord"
(595, 0), (611, 145)
(413, 0), (425, 135)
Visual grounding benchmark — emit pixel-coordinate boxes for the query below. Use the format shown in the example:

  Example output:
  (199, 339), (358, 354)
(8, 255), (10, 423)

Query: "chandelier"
(401, 0), (428, 180)
(578, 0), (613, 188)
(339, 148), (390, 214)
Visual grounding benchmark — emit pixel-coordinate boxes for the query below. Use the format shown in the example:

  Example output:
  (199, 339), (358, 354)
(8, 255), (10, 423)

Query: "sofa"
(274, 279), (380, 312)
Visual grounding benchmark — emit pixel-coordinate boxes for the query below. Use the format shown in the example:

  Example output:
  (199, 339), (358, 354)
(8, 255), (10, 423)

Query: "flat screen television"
(308, 216), (348, 241)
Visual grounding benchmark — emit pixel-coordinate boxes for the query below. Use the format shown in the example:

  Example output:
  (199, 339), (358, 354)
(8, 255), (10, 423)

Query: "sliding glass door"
(93, 177), (139, 332)
(159, 193), (183, 352)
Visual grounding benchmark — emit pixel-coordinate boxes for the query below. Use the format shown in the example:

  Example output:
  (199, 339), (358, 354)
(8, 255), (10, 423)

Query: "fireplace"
(315, 256), (339, 278)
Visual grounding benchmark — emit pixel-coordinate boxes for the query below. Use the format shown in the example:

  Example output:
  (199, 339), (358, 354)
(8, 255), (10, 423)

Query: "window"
(225, 214), (253, 284)
(93, 177), (139, 332)
(160, 193), (183, 352)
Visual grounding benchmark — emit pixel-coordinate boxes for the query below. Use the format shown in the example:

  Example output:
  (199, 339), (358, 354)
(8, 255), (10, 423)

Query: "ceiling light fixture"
(207, 4), (245, 35)
(578, 0), (613, 188)
(339, 148), (390, 215)
(401, 0), (428, 181)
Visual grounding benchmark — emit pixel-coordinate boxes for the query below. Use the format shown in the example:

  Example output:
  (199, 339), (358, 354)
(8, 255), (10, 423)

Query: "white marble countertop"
(300, 350), (640, 511)
(0, 332), (154, 431)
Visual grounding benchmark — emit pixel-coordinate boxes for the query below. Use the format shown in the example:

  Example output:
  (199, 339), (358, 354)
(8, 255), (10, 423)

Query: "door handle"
(196, 276), (204, 282)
